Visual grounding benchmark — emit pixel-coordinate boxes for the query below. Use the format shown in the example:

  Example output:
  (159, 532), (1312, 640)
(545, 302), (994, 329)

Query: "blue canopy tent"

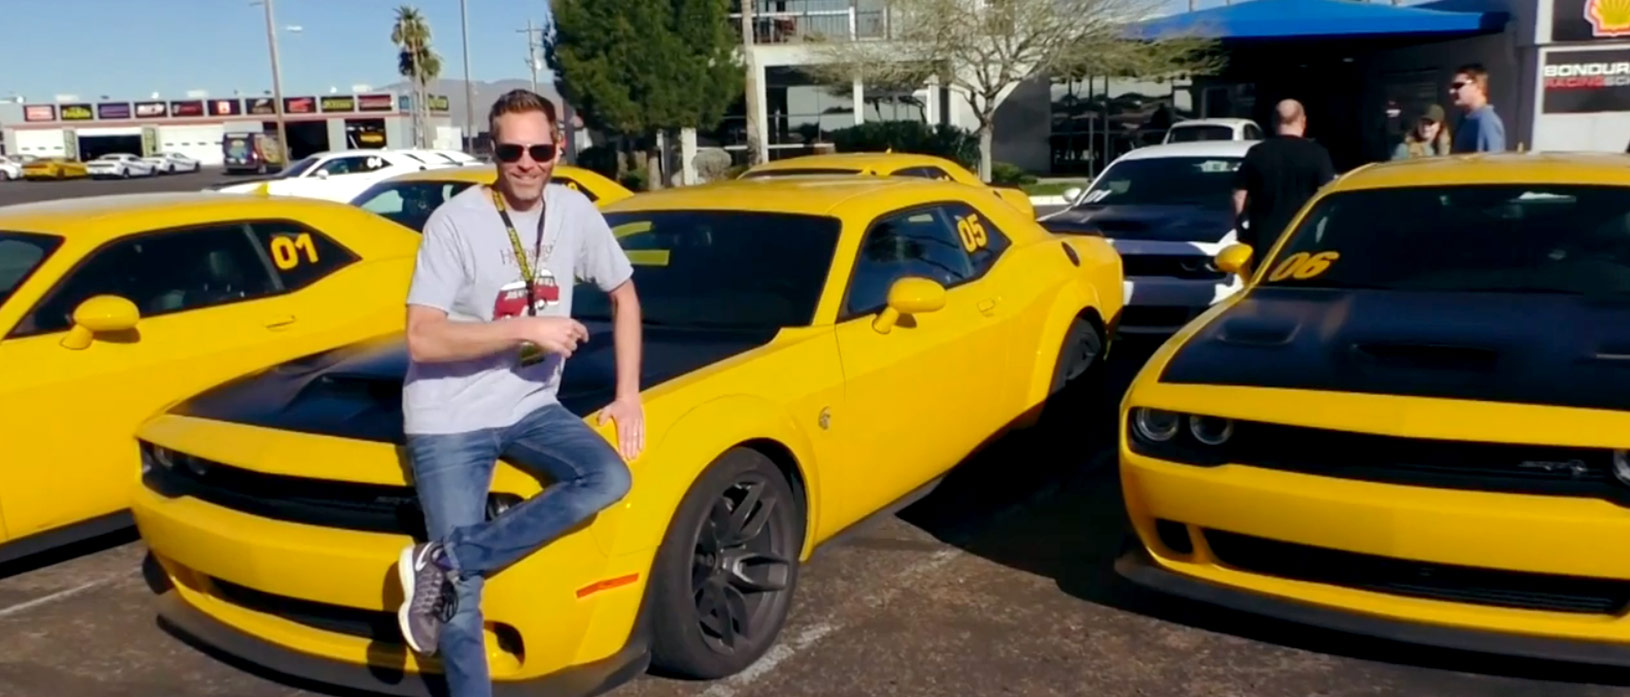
(1127, 0), (1510, 41)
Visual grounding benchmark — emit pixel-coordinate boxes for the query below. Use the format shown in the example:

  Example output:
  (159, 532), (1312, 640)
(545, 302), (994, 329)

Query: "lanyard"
(489, 186), (551, 315)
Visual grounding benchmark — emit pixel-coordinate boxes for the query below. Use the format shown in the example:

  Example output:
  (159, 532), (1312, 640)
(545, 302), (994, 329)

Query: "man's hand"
(515, 316), (590, 357)
(597, 396), (644, 461)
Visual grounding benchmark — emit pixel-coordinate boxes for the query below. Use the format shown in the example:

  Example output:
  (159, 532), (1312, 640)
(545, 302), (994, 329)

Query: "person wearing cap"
(1391, 104), (1452, 160)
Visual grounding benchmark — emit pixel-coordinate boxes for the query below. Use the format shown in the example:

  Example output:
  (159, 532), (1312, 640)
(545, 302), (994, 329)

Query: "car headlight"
(1189, 414), (1234, 445)
(1132, 408), (1181, 442)
(1128, 407), (1237, 466)
(1615, 450), (1630, 486)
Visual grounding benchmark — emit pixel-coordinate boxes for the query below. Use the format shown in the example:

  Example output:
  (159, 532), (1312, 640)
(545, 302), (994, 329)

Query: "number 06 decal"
(1267, 250), (1339, 281)
(956, 214), (988, 252)
(270, 232), (320, 270)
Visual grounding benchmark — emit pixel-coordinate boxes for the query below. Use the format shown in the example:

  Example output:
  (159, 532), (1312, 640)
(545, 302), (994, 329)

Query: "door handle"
(265, 315), (297, 329)
(977, 298), (997, 316)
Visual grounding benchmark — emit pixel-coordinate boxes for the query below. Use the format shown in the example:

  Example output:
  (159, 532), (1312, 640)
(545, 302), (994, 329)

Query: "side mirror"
(61, 295), (140, 350)
(873, 277), (947, 334)
(1063, 187), (1083, 202)
(1214, 243), (1253, 276)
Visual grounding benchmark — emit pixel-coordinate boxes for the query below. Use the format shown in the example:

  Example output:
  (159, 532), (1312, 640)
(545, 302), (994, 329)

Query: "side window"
(919, 167), (954, 181)
(12, 225), (280, 337)
(554, 176), (597, 202)
(843, 206), (974, 318)
(1245, 124), (1263, 140)
(250, 222), (361, 292)
(941, 202), (1012, 276)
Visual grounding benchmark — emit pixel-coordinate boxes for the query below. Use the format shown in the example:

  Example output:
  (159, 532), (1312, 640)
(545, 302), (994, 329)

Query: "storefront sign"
(358, 94), (394, 111)
(170, 100), (205, 117)
(1554, 0), (1630, 41)
(284, 96), (316, 114)
(134, 101), (167, 118)
(321, 96), (356, 112)
(211, 99), (242, 116)
(23, 105), (55, 122)
(1542, 48), (1630, 112)
(398, 94), (451, 112)
(97, 102), (131, 120)
(60, 104), (93, 121)
(248, 98), (277, 115)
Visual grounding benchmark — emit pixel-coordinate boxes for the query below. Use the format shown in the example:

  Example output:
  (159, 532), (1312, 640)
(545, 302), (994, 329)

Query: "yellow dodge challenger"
(741, 151), (1037, 218)
(132, 175), (1124, 694)
(350, 162), (634, 231)
(1117, 152), (1630, 664)
(21, 157), (89, 180)
(0, 192), (421, 563)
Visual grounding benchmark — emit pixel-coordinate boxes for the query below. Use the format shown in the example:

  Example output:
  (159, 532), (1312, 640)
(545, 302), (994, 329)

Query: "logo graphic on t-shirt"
(492, 272), (560, 319)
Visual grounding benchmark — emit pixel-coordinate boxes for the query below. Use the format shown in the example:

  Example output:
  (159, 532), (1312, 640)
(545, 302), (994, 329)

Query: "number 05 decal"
(1267, 250), (1339, 281)
(956, 214), (988, 252)
(270, 232), (320, 270)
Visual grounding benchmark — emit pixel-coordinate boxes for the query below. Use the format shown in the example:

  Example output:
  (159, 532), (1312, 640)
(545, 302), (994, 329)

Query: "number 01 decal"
(1267, 250), (1339, 281)
(956, 214), (988, 252)
(270, 232), (320, 270)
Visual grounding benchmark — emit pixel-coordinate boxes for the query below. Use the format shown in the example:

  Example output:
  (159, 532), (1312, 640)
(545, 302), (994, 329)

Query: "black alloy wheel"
(648, 448), (803, 679)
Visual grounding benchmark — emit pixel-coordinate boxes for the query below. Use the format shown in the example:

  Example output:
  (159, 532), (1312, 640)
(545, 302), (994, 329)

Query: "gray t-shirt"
(402, 182), (633, 435)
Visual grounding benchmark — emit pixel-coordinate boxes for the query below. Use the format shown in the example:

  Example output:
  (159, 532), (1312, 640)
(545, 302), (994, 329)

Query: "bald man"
(1230, 99), (1335, 257)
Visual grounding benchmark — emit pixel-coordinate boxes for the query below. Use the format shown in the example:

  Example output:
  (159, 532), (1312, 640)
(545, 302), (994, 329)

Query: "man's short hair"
(1456, 63), (1490, 91)
(488, 89), (559, 140)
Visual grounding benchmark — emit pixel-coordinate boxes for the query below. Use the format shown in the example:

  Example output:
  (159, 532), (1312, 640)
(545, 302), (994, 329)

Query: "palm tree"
(391, 6), (442, 147)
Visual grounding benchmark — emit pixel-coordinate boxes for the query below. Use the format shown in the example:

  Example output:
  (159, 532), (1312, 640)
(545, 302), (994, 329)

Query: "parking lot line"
(0, 576), (118, 619)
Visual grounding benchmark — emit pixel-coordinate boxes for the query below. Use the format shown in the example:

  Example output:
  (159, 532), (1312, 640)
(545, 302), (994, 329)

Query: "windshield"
(0, 232), (63, 309)
(279, 156), (320, 178)
(350, 179), (478, 232)
(1260, 184), (1630, 295)
(574, 210), (841, 327)
(1168, 125), (1235, 142)
(1076, 156), (1242, 209)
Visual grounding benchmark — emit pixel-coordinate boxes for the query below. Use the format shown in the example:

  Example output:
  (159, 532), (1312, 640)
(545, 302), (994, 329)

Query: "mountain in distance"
(376, 77), (581, 132)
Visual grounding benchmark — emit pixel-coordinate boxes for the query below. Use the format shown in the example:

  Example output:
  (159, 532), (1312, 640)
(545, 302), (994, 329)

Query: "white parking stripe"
(0, 577), (116, 619)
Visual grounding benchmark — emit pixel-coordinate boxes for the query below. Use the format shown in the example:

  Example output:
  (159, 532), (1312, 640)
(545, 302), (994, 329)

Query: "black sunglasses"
(494, 142), (558, 163)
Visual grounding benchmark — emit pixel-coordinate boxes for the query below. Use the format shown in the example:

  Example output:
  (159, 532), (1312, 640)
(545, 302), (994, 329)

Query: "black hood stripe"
(173, 323), (781, 444)
(1159, 287), (1630, 413)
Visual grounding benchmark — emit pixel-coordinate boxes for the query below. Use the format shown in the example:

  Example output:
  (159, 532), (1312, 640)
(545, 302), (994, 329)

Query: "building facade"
(0, 91), (459, 165)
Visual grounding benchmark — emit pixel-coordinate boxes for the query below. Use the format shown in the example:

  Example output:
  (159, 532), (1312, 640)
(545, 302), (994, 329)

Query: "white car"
(1039, 140), (1256, 334)
(1163, 118), (1263, 144)
(86, 153), (157, 179)
(206, 149), (441, 203)
(141, 152), (201, 174)
(0, 156), (22, 182)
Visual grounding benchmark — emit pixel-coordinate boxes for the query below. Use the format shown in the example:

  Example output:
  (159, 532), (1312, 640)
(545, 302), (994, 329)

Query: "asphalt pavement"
(0, 168), (244, 208)
(0, 179), (1626, 697)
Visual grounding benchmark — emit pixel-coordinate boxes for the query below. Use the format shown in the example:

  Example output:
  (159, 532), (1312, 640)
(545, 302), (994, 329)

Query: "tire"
(647, 447), (804, 679)
(1032, 316), (1105, 432)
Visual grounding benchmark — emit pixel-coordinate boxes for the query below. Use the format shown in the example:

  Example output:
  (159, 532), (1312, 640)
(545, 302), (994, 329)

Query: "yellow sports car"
(741, 151), (1037, 218)
(350, 163), (634, 231)
(132, 175), (1123, 694)
(1117, 152), (1630, 664)
(0, 192), (420, 563)
(21, 157), (89, 180)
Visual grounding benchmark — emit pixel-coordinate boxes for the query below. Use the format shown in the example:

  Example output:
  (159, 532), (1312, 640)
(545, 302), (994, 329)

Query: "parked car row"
(0, 152), (204, 181)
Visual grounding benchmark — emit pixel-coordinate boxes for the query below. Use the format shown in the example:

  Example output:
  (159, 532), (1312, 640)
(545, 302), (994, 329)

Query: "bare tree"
(808, 0), (1221, 181)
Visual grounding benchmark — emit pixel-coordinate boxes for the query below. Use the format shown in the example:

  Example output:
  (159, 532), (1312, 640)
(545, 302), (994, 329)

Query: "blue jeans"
(404, 402), (632, 697)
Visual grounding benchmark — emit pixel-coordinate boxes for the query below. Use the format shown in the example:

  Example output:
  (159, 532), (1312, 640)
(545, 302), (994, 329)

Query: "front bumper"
(1119, 275), (1241, 333)
(1119, 447), (1630, 657)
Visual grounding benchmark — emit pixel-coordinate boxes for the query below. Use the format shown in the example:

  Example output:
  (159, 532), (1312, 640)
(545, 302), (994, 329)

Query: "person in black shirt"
(1231, 99), (1336, 265)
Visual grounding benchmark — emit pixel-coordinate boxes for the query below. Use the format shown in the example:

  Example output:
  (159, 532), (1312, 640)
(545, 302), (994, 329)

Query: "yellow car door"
(0, 223), (305, 543)
(828, 203), (1017, 519)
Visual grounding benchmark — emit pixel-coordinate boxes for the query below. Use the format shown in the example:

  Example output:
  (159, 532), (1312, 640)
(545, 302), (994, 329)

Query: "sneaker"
(397, 541), (457, 654)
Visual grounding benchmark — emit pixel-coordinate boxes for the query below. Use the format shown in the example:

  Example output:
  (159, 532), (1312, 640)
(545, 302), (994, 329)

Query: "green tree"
(547, 0), (742, 187)
(391, 6), (443, 148)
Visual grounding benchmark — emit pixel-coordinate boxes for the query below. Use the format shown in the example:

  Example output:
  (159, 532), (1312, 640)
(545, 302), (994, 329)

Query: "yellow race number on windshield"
(269, 232), (319, 270)
(956, 214), (988, 252)
(1268, 251), (1339, 281)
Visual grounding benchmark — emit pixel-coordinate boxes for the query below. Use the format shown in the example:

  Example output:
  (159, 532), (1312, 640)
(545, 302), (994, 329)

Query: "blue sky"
(0, 0), (558, 101)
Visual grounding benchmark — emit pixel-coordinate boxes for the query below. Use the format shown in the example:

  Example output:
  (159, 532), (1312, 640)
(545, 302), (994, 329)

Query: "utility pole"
(257, 0), (290, 162)
(740, 1), (766, 164)
(460, 0), (475, 151)
(519, 19), (542, 94)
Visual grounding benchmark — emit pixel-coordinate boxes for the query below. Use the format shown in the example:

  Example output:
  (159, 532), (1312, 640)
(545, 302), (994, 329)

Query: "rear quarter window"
(250, 222), (361, 291)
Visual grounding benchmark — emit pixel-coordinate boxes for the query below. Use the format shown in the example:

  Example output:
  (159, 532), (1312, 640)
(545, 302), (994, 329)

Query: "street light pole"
(460, 0), (475, 151)
(258, 0), (290, 162)
(519, 19), (540, 94)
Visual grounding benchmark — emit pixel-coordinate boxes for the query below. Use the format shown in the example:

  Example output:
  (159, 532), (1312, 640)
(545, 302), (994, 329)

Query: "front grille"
(1122, 254), (1226, 280)
(1205, 529), (1630, 615)
(141, 442), (518, 537)
(1128, 418), (1629, 505)
(212, 577), (401, 642)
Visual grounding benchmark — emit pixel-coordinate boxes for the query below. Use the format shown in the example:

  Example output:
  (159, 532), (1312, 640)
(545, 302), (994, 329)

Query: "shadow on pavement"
(894, 332), (1630, 689)
(0, 526), (139, 582)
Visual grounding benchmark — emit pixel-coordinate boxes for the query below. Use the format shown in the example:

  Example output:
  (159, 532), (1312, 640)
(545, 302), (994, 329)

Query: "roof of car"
(1330, 151), (1630, 190)
(0, 192), (377, 243)
(1116, 140), (1259, 161)
(603, 174), (963, 216)
(745, 151), (960, 172)
(1170, 118), (1256, 127)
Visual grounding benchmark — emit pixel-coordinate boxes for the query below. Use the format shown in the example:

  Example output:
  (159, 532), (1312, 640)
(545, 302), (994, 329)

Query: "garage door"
(13, 129), (68, 159)
(157, 124), (226, 165)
